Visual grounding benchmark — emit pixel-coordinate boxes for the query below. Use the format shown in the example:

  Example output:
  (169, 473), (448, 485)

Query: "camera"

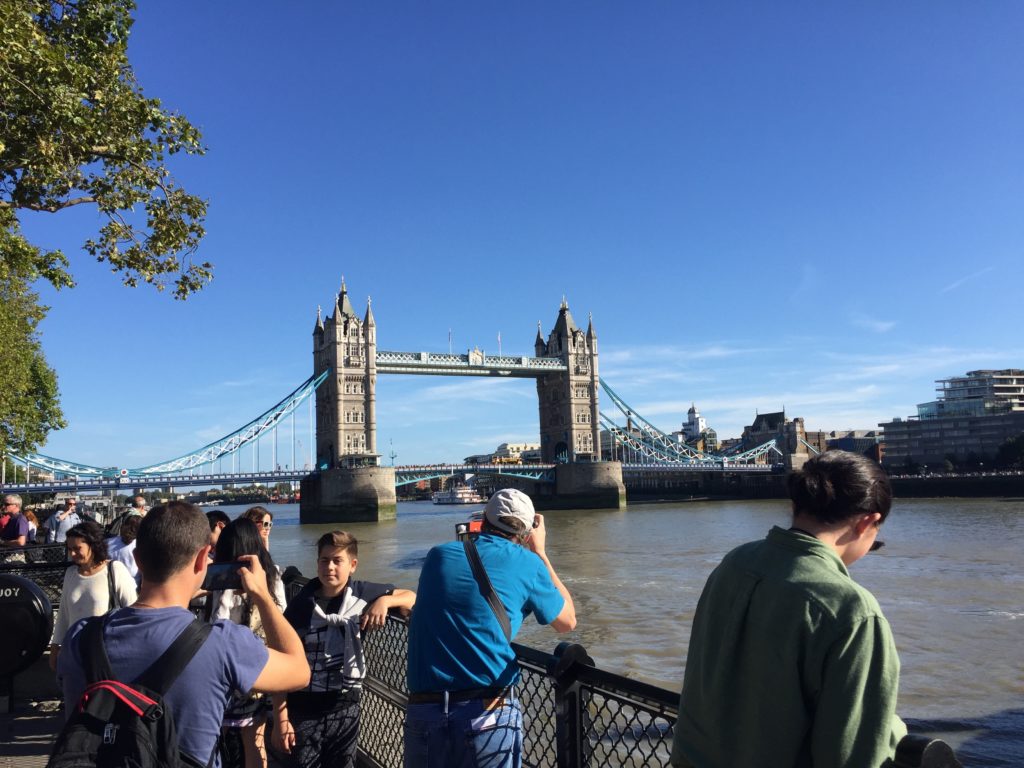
(455, 519), (483, 541)
(202, 561), (246, 591)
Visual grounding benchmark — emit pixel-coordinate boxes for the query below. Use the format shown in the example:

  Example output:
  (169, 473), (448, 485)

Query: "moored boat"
(431, 486), (486, 505)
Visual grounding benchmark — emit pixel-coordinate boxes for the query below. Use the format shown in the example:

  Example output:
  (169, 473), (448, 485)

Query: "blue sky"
(20, 2), (1024, 469)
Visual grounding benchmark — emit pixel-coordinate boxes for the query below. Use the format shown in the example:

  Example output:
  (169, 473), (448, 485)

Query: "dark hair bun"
(787, 450), (892, 525)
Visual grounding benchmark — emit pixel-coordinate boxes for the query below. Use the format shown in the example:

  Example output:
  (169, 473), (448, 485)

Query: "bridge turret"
(586, 313), (601, 461)
(314, 305), (324, 335)
(547, 297), (577, 355)
(537, 298), (598, 463)
(364, 296), (376, 334)
(534, 321), (545, 356)
(364, 297), (377, 456)
(337, 278), (356, 318)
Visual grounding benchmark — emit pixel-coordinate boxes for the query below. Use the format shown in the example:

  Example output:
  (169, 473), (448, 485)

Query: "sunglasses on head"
(870, 539), (885, 552)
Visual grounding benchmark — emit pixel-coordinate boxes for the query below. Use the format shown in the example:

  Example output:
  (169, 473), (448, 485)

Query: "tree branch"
(0, 197), (97, 213)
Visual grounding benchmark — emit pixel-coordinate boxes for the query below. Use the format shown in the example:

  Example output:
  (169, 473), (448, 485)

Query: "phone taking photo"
(202, 561), (245, 591)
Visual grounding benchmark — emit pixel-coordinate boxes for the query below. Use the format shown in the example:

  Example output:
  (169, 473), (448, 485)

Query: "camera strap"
(462, 538), (512, 643)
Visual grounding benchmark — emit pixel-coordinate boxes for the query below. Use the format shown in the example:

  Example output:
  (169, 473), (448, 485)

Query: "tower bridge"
(3, 279), (793, 520)
(303, 281), (617, 520)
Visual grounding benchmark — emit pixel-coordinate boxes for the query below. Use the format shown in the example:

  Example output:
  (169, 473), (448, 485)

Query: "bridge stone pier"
(300, 282), (624, 523)
(300, 465), (396, 523)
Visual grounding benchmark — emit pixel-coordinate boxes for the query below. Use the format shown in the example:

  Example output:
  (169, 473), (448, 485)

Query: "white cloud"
(850, 312), (896, 334)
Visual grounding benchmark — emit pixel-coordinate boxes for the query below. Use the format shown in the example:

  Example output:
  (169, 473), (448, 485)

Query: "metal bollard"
(893, 734), (962, 768)
(547, 642), (595, 768)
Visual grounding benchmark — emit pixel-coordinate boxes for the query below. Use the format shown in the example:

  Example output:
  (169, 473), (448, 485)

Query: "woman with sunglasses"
(242, 506), (274, 551)
(206, 518), (287, 768)
(671, 450), (906, 768)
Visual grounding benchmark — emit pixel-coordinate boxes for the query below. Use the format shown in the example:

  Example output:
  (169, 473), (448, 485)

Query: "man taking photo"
(404, 488), (576, 768)
(57, 501), (310, 766)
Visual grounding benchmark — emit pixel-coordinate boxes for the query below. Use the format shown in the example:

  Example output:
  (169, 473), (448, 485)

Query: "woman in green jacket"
(672, 450), (906, 768)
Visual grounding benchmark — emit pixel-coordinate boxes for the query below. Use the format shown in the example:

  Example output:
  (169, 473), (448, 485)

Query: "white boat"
(432, 486), (486, 505)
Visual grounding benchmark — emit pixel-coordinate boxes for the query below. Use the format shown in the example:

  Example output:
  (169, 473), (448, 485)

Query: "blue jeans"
(403, 695), (523, 768)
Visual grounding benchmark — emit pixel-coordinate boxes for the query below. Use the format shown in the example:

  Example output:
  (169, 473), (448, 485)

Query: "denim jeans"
(403, 695), (523, 768)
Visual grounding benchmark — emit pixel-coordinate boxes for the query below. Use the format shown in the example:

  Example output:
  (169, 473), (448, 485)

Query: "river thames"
(222, 496), (1022, 767)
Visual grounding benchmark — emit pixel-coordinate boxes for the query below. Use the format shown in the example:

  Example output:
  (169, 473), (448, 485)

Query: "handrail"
(281, 571), (959, 768)
(2, 566), (960, 767)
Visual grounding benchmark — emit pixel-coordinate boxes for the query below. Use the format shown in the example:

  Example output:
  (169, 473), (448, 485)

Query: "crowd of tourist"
(4, 449), (917, 767)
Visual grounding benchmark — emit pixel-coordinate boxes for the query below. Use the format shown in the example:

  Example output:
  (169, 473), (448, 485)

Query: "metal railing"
(0, 544), (70, 610)
(282, 575), (958, 768)
(0, 561), (959, 768)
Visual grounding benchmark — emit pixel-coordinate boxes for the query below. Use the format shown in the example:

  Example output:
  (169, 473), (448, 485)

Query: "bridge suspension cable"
(598, 378), (709, 462)
(129, 370), (329, 476)
(7, 371), (329, 481)
(598, 377), (782, 467)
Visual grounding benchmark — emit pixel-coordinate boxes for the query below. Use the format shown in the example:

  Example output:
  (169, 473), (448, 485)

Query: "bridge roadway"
(1, 461), (773, 495)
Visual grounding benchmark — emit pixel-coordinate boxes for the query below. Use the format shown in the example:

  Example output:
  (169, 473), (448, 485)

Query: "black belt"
(407, 686), (510, 705)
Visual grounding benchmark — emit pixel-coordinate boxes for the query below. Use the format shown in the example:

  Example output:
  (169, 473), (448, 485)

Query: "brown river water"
(223, 497), (1023, 767)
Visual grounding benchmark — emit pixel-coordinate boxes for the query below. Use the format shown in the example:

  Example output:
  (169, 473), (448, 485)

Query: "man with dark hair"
(404, 488), (576, 768)
(57, 501), (310, 766)
(206, 509), (231, 549)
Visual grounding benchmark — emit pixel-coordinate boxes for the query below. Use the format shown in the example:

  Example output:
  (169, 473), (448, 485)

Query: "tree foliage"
(0, 0), (212, 299)
(0, 274), (66, 455)
(996, 433), (1024, 470)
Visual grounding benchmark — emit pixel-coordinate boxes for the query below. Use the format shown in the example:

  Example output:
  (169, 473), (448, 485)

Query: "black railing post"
(893, 734), (962, 768)
(547, 641), (595, 768)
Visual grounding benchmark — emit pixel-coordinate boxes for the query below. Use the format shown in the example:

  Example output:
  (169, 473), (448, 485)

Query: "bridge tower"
(312, 281), (378, 469)
(535, 300), (602, 463)
(302, 280), (395, 523)
(534, 300), (625, 510)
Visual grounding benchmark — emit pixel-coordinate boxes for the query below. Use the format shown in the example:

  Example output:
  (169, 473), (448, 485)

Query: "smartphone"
(202, 561), (245, 591)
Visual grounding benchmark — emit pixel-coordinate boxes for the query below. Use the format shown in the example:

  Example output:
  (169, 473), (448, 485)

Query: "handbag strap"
(462, 538), (512, 643)
(106, 560), (117, 611)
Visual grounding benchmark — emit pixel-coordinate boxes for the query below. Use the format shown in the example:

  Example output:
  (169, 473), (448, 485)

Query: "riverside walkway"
(0, 702), (61, 768)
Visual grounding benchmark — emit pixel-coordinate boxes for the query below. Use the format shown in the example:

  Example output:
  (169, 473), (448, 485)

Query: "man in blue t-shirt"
(405, 488), (577, 768)
(58, 501), (311, 767)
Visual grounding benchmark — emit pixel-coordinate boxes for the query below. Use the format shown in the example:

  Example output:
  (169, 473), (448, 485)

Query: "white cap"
(483, 489), (536, 535)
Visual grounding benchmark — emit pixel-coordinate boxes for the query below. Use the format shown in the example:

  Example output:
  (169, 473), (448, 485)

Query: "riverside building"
(879, 369), (1024, 469)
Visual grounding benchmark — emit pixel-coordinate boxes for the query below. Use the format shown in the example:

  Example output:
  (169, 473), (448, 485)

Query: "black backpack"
(47, 616), (214, 768)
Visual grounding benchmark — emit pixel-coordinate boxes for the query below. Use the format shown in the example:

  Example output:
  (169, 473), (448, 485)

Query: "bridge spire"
(336, 278), (356, 318)
(552, 297), (577, 344)
(315, 304), (324, 332)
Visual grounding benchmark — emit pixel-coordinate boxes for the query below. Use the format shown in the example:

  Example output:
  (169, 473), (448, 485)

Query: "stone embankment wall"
(624, 470), (1024, 503)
